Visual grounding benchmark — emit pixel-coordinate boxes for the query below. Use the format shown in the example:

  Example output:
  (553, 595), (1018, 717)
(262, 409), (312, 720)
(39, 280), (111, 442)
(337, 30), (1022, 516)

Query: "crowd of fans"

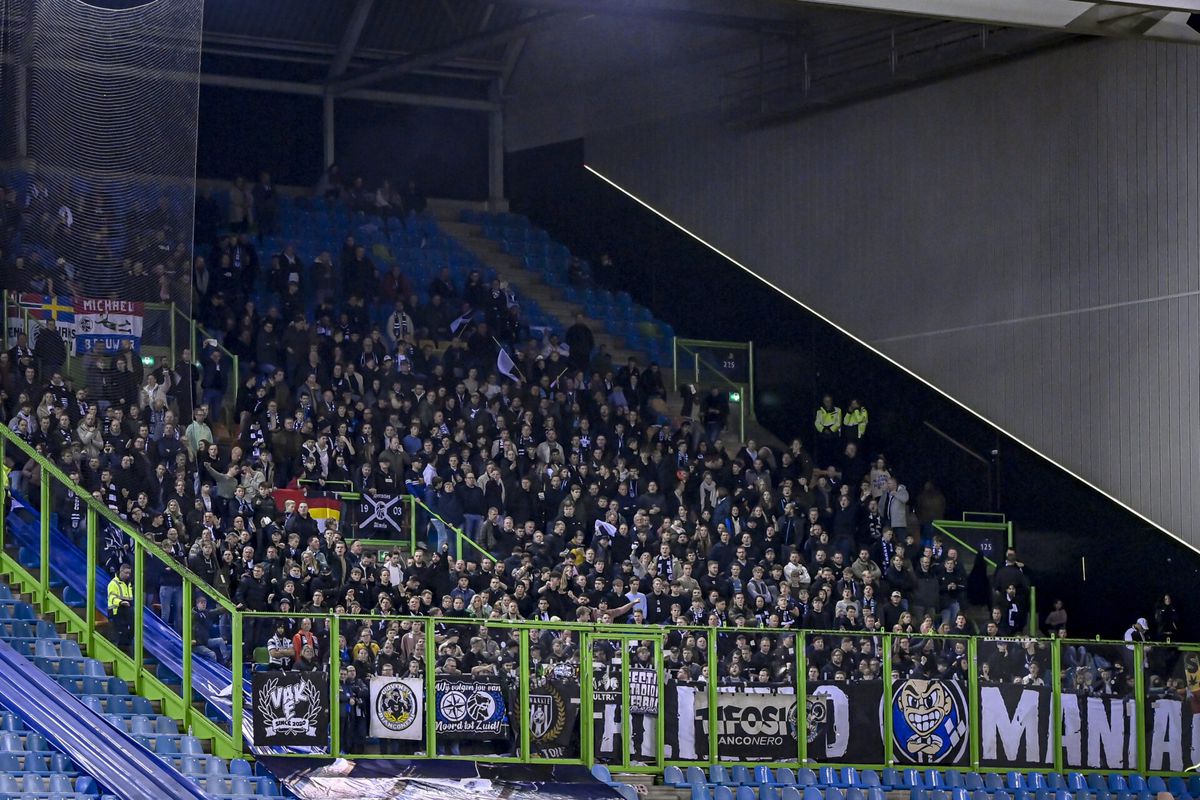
(0, 170), (1192, 757)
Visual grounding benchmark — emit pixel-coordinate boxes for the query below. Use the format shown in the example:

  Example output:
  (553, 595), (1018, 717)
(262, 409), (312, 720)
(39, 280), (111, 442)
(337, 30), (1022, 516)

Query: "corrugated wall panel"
(586, 38), (1200, 546)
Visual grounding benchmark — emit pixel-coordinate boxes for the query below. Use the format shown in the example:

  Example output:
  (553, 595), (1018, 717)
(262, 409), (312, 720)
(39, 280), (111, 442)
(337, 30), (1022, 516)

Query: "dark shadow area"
(507, 138), (1200, 640)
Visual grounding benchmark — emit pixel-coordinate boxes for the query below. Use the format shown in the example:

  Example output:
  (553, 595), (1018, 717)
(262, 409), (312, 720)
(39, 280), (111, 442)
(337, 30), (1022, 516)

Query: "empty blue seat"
(736, 786), (757, 800)
(1066, 775), (1086, 792)
(49, 773), (74, 793)
(731, 767), (750, 786)
(963, 774), (984, 792)
(1145, 778), (1166, 794)
(943, 773), (963, 789)
(710, 767), (730, 786)
(0, 751), (18, 770)
(0, 775), (16, 793)
(905, 771), (925, 789)
(986, 775), (1006, 791)
(761, 786), (780, 800)
(1168, 777), (1188, 797)
(825, 789), (843, 800)
(690, 786), (709, 800)
(861, 772), (881, 789)
(182, 755), (204, 775)
(882, 770), (901, 789)
(230, 775), (254, 796)
(777, 769), (796, 786)
(909, 789), (928, 800)
(802, 787), (823, 800)
(1009, 773), (1027, 790)
(1107, 776), (1127, 793)
(1125, 776), (1145, 793)
(845, 788), (864, 800)
(1046, 775), (1066, 790)
(591, 765), (611, 784)
(821, 768), (842, 786)
(664, 766), (686, 786)
(797, 769), (817, 788)
(684, 767), (706, 787)
(715, 786), (735, 800)
(25, 732), (46, 752)
(1188, 775), (1200, 796)
(24, 752), (49, 772)
(971, 791), (989, 800)
(755, 766), (776, 786)
(867, 790), (885, 800)
(949, 788), (969, 800)
(782, 788), (802, 800)
(843, 769), (860, 787)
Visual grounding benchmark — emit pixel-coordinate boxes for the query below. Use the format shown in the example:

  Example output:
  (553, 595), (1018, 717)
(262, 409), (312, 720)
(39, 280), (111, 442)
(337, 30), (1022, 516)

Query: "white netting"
(4, 0), (203, 307)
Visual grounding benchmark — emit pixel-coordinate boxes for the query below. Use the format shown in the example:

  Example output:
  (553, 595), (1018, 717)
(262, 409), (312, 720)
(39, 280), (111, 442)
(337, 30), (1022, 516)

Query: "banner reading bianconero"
(435, 676), (511, 740)
(697, 686), (798, 762)
(252, 671), (330, 748)
(369, 677), (424, 741)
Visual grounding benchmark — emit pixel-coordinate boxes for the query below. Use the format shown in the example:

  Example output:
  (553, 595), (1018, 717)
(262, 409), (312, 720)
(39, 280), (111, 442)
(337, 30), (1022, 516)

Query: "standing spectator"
(702, 387), (729, 446)
(915, 480), (947, 541)
(1154, 594), (1180, 641)
(879, 477), (909, 541)
(228, 176), (253, 234)
(252, 172), (277, 243)
(340, 664), (369, 754)
(564, 313), (594, 372)
(200, 350), (228, 419)
(813, 394), (842, 467)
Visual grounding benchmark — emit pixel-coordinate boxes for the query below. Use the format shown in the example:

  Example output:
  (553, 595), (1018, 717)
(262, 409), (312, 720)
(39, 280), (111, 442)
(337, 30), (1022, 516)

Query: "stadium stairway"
(430, 200), (782, 454)
(0, 632), (207, 800)
(0, 493), (289, 799)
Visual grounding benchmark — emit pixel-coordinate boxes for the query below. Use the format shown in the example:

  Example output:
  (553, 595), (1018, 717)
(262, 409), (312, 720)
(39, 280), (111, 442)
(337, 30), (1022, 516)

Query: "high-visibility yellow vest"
(107, 577), (133, 615)
(844, 407), (868, 438)
(814, 406), (842, 434)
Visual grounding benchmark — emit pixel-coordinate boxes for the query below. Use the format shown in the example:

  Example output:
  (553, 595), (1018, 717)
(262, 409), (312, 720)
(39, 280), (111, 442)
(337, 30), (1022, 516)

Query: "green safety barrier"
(1, 423), (1195, 774)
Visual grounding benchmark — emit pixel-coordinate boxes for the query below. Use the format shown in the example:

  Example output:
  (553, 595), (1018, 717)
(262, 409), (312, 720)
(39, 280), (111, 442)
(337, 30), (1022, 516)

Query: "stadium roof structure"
(194, 0), (1200, 130)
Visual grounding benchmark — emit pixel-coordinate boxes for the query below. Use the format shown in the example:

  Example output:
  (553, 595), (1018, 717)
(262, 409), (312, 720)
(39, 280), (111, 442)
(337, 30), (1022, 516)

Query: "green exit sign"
(141, 356), (155, 366)
(728, 391), (741, 403)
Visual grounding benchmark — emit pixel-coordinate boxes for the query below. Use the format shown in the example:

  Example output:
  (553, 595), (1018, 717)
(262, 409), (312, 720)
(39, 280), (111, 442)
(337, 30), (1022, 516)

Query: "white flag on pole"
(450, 309), (473, 335)
(496, 348), (520, 382)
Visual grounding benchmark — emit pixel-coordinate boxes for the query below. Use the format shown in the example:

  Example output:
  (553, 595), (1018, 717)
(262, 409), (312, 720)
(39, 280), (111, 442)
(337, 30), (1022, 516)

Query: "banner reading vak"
(435, 677), (511, 740)
(73, 298), (144, 354)
(369, 677), (424, 741)
(252, 671), (330, 748)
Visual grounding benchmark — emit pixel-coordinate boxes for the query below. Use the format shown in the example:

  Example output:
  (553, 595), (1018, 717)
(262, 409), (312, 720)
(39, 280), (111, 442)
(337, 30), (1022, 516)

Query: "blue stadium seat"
(781, 787), (802, 800)
(777, 769), (796, 786)
(761, 786), (780, 800)
(1066, 774), (1086, 792)
(861, 772), (881, 789)
(985, 774), (1006, 791)
(715, 786), (735, 800)
(882, 770), (901, 789)
(796, 769), (817, 788)
(866, 790), (885, 800)
(684, 767), (706, 787)
(690, 785), (709, 800)
(0, 752), (18, 771)
(802, 786), (823, 800)
(963, 774), (984, 792)
(755, 766), (776, 785)
(664, 766), (685, 786)
(1107, 776), (1127, 793)
(591, 765), (612, 784)
(736, 785), (757, 800)
(1145, 778), (1165, 794)
(845, 787), (865, 800)
(731, 766), (750, 786)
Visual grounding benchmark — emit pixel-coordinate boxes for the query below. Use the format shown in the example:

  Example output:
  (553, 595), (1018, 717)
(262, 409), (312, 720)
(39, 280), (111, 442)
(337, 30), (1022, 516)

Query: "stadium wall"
(575, 38), (1200, 550)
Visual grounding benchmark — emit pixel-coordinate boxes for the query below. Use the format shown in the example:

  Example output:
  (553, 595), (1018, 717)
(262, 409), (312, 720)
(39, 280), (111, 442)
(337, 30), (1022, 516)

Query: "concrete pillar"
(322, 93), (336, 167)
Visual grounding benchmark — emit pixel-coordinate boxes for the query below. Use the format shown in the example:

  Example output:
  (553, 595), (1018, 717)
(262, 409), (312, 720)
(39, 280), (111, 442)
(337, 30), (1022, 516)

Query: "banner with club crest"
(369, 677), (424, 741)
(529, 679), (581, 758)
(252, 671), (330, 748)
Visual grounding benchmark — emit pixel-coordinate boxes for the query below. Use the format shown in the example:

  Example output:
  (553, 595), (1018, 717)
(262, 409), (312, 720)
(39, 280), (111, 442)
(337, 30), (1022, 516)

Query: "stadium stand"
(0, 171), (1193, 794)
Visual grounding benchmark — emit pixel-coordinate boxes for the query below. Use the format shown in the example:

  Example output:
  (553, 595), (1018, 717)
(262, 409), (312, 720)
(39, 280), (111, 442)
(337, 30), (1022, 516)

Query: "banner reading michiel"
(73, 297), (144, 354)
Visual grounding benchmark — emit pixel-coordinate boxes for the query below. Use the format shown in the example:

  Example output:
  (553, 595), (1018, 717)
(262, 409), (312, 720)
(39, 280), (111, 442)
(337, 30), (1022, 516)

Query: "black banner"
(252, 671), (330, 748)
(530, 679), (581, 758)
(890, 678), (970, 766)
(979, 684), (1053, 769)
(435, 677), (511, 740)
(355, 493), (407, 537)
(1062, 693), (1136, 770)
(698, 687), (797, 762)
(808, 681), (886, 765)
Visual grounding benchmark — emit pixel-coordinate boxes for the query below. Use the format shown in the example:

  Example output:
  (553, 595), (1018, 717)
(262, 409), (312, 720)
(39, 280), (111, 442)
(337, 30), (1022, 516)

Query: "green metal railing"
(0, 424), (1193, 774)
(672, 337), (755, 442)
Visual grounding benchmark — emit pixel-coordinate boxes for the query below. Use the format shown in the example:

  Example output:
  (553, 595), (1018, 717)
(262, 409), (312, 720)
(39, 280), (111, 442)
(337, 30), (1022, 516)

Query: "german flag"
(273, 489), (342, 532)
